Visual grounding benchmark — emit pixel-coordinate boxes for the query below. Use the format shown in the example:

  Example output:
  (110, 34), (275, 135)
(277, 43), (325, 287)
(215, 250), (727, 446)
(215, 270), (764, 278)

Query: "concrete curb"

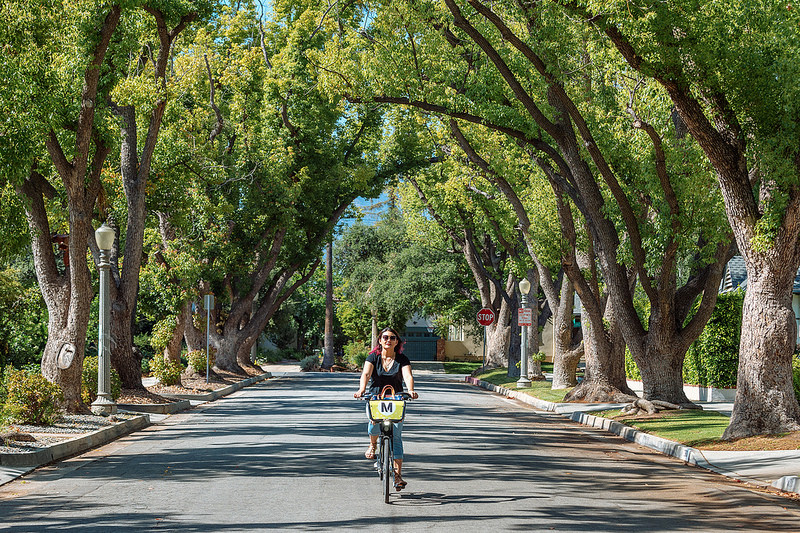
(773, 476), (800, 493)
(160, 372), (271, 402)
(0, 415), (150, 467)
(117, 399), (192, 415)
(465, 377), (800, 497)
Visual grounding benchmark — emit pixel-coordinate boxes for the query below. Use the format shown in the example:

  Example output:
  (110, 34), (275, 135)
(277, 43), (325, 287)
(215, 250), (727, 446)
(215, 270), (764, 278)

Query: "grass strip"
(589, 409), (730, 447)
(475, 368), (573, 403)
(442, 362), (482, 374)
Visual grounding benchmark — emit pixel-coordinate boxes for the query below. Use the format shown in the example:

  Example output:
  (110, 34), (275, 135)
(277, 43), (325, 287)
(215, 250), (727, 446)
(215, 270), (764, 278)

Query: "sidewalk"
(466, 376), (800, 497)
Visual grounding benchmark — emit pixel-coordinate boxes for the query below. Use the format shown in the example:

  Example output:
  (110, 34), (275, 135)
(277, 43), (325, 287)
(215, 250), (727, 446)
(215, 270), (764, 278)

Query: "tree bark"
(15, 6), (122, 412)
(108, 8), (196, 389)
(551, 276), (582, 389)
(577, 0), (800, 436)
(565, 298), (636, 402)
(724, 272), (800, 438)
(164, 306), (187, 363)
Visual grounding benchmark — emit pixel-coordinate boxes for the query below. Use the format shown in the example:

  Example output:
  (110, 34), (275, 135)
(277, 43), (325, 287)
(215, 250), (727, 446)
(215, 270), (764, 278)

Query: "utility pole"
(323, 240), (335, 369)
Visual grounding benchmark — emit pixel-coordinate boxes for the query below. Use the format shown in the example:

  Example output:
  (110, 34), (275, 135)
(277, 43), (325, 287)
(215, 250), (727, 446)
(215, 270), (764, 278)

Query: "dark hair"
(369, 327), (404, 356)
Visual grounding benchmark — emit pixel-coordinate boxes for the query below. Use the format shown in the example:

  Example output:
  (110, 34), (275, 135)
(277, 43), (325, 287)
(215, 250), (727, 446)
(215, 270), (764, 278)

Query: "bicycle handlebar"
(356, 392), (414, 401)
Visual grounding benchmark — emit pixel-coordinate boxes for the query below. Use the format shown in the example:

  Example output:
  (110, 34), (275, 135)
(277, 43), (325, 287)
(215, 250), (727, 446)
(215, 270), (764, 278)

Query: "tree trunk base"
(563, 381), (638, 403)
(213, 362), (247, 376)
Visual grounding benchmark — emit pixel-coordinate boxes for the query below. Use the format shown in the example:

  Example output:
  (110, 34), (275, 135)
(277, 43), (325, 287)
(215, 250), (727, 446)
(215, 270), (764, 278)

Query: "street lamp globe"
(519, 278), (531, 295)
(95, 223), (115, 251)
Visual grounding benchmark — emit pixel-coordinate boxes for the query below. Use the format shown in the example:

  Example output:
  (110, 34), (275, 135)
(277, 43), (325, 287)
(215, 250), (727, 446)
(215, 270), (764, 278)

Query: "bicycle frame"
(359, 391), (412, 504)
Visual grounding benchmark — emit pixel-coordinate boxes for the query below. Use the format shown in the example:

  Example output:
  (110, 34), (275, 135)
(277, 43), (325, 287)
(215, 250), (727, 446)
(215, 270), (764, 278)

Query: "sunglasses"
(381, 334), (398, 341)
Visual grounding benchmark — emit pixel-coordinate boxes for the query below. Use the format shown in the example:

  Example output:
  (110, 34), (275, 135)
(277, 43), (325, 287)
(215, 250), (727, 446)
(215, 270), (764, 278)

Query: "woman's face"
(379, 331), (399, 352)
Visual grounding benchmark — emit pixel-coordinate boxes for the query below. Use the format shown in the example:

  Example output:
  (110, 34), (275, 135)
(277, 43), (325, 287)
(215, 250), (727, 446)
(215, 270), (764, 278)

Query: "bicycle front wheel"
(383, 439), (391, 504)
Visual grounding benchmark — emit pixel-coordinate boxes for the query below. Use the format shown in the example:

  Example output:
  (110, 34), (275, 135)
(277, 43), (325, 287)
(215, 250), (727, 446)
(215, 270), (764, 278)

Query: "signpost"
(477, 307), (495, 367)
(518, 308), (532, 327)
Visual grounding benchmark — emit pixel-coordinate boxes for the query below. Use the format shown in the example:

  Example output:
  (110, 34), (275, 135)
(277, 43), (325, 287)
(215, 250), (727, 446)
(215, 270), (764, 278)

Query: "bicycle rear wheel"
(382, 439), (391, 504)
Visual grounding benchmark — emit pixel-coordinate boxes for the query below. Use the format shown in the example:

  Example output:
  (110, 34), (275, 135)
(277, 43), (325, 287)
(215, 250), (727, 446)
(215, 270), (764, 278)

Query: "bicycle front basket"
(368, 399), (406, 422)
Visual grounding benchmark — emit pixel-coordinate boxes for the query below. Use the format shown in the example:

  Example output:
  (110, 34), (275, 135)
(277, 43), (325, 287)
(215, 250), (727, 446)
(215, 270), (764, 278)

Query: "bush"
(343, 341), (368, 369)
(532, 352), (546, 363)
(81, 356), (122, 405)
(299, 354), (320, 371)
(793, 354), (800, 404)
(3, 367), (63, 425)
(149, 317), (176, 355)
(683, 291), (743, 388)
(186, 349), (215, 373)
(150, 357), (184, 386)
(261, 349), (283, 364)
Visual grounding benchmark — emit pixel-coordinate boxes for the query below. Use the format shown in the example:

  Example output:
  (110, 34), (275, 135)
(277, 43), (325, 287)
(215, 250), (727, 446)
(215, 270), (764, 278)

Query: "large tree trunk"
(17, 6), (122, 413)
(591, 3), (800, 437)
(724, 273), (800, 439)
(507, 290), (520, 378)
(551, 277), (582, 389)
(35, 199), (96, 412)
(108, 10), (196, 390)
(484, 274), (515, 369)
(565, 300), (636, 402)
(184, 301), (206, 352)
(164, 307), (187, 363)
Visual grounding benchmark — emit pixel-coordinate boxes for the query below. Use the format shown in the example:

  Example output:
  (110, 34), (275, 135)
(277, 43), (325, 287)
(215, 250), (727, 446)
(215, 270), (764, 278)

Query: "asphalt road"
(0, 373), (798, 532)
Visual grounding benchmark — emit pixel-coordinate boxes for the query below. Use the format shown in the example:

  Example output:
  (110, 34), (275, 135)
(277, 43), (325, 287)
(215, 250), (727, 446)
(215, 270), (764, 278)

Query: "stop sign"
(477, 307), (495, 326)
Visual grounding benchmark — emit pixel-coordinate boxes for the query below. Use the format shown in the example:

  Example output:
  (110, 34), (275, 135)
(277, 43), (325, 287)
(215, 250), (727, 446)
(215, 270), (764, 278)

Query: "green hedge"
(793, 354), (800, 403)
(682, 291), (743, 388)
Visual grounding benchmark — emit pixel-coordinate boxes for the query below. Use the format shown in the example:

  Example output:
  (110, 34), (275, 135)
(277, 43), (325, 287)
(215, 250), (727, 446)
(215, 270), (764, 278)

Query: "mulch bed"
(136, 367), (267, 398)
(303, 363), (360, 372)
(697, 431), (800, 451)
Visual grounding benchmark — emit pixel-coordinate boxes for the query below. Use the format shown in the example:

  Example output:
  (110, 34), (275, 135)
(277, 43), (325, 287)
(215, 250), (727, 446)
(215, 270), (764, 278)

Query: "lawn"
(475, 368), (573, 403)
(589, 409), (730, 447)
(442, 362), (482, 374)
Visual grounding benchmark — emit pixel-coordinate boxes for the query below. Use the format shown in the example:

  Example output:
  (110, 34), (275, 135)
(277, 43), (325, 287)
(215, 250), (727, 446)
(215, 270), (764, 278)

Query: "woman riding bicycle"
(354, 326), (418, 490)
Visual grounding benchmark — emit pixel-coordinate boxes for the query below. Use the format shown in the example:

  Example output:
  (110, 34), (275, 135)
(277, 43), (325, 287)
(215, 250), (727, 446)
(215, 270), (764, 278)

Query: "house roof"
(721, 256), (800, 294)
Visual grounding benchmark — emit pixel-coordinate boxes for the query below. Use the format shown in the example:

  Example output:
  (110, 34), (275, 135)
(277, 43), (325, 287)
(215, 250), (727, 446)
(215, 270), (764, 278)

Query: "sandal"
(365, 443), (376, 460)
(394, 472), (407, 491)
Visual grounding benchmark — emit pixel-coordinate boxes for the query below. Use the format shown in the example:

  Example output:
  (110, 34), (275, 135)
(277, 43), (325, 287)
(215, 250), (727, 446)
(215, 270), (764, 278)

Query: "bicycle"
(358, 387), (413, 503)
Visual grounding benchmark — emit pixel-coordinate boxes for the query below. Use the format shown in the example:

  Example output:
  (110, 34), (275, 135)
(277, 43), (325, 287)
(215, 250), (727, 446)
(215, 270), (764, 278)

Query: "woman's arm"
(402, 365), (418, 399)
(354, 361), (375, 398)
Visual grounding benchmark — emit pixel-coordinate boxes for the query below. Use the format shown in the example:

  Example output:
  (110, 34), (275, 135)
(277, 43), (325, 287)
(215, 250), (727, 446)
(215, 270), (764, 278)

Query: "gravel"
(0, 413), (138, 454)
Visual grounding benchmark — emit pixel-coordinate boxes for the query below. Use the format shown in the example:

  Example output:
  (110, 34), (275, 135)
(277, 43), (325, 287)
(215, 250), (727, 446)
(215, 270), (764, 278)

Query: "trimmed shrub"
(683, 291), (743, 388)
(3, 367), (63, 425)
(150, 357), (184, 386)
(299, 354), (320, 371)
(81, 356), (122, 404)
(186, 349), (215, 373)
(343, 341), (368, 369)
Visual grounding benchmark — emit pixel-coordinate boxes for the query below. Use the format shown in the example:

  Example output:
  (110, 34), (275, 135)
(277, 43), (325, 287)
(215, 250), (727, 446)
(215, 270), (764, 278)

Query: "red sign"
(477, 308), (495, 326)
(518, 308), (532, 327)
